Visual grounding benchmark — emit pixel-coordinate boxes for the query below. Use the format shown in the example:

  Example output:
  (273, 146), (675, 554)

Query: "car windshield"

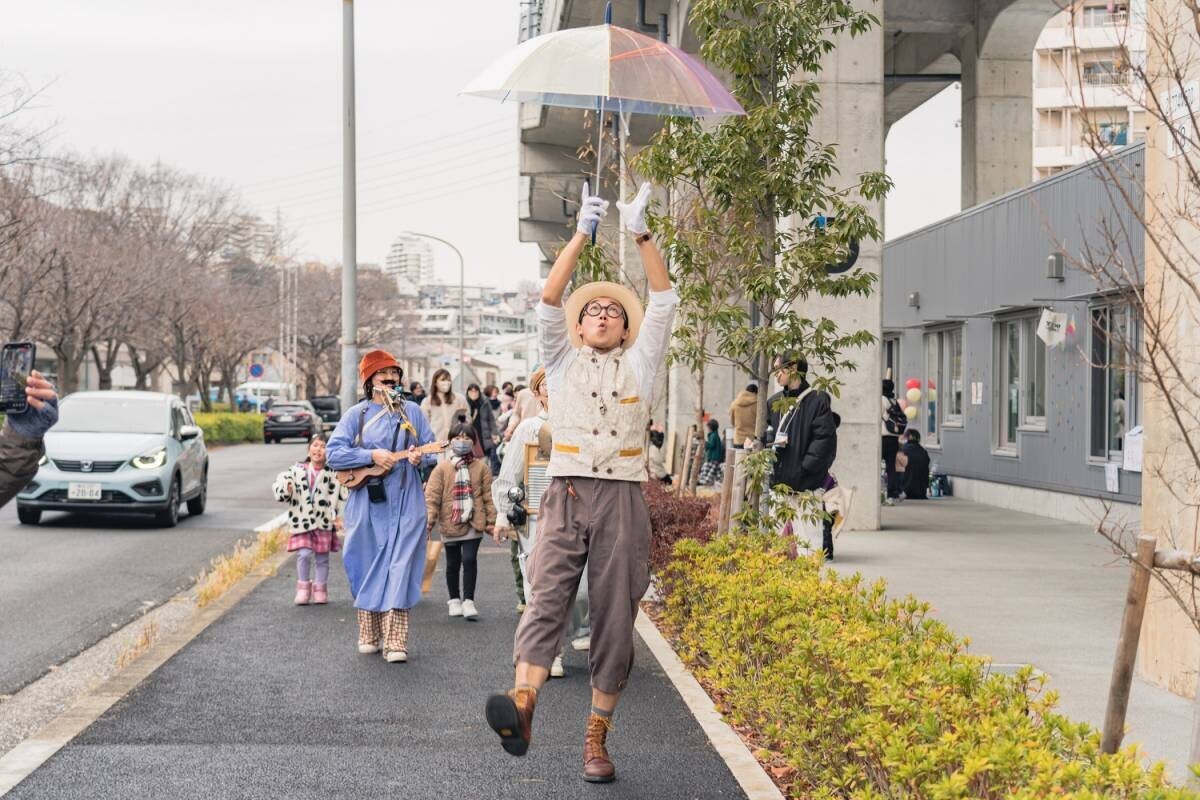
(55, 397), (169, 434)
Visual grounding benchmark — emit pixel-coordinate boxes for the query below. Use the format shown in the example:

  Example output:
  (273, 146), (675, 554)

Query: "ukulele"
(335, 440), (449, 489)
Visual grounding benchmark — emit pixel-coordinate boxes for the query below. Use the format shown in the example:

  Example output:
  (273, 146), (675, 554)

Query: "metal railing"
(1082, 71), (1131, 87)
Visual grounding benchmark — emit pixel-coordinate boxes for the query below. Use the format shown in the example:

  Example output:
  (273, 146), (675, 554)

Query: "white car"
(16, 391), (209, 528)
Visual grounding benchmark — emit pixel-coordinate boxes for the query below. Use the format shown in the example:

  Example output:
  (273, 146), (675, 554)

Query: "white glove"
(616, 182), (652, 236)
(576, 184), (610, 236)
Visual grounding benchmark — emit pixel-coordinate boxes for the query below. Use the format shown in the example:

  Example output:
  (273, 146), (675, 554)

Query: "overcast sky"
(0, 0), (960, 287)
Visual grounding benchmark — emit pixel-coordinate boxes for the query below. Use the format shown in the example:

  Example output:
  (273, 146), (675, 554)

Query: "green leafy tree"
(636, 0), (891, 528)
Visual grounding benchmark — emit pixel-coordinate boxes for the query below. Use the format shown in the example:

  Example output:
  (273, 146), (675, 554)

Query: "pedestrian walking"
(466, 382), (501, 471)
(503, 383), (541, 442)
(326, 350), (438, 664)
(409, 381), (427, 405)
(697, 418), (725, 486)
(420, 368), (469, 447)
(881, 378), (906, 505)
(492, 367), (574, 678)
(763, 353), (839, 560)
(485, 181), (677, 784)
(424, 421), (498, 620)
(273, 435), (348, 605)
(728, 383), (758, 448)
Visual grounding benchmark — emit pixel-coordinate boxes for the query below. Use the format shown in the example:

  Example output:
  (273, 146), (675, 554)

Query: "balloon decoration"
(904, 406), (919, 420)
(906, 387), (922, 405)
(898, 399), (908, 411)
(928, 380), (936, 391)
(928, 389), (938, 402)
(905, 378), (921, 391)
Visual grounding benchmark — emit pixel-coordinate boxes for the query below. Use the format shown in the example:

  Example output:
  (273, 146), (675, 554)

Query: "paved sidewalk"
(7, 544), (747, 799)
(834, 498), (1193, 782)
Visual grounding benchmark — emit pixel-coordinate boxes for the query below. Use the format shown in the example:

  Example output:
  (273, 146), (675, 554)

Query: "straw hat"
(563, 281), (644, 349)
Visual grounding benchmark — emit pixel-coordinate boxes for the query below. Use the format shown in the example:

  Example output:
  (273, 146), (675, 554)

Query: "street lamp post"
(409, 233), (466, 392)
(340, 0), (359, 411)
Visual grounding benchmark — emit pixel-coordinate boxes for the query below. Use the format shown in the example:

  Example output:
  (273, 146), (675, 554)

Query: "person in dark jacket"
(897, 429), (931, 500)
(466, 383), (500, 472)
(0, 370), (58, 509)
(697, 418), (724, 486)
(763, 354), (838, 559)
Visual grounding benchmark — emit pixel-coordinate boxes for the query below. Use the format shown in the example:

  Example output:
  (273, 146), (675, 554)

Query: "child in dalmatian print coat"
(272, 435), (349, 605)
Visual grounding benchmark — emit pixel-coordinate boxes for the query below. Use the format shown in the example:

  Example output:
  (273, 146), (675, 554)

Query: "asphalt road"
(7, 548), (748, 799)
(0, 442), (306, 696)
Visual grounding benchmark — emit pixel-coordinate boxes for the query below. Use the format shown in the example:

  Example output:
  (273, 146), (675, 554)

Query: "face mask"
(451, 440), (473, 457)
(438, 380), (452, 393)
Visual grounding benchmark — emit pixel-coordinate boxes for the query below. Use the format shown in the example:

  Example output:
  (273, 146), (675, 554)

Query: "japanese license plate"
(278, 415), (293, 423)
(68, 482), (102, 501)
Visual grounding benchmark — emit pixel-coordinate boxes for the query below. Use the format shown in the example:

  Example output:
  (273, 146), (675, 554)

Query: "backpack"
(884, 400), (907, 435)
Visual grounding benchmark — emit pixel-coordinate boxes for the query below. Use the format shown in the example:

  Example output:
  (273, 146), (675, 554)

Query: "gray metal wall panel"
(882, 146), (1145, 503)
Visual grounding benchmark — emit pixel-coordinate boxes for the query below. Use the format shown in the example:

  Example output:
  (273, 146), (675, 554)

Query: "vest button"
(611, 391), (618, 398)
(606, 468), (613, 474)
(592, 466), (599, 473)
(611, 430), (617, 436)
(591, 392), (597, 398)
(593, 429), (599, 436)
(591, 357), (597, 364)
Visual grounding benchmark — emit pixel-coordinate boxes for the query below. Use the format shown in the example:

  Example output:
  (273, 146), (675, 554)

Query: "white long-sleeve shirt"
(537, 288), (679, 401)
(493, 411), (549, 524)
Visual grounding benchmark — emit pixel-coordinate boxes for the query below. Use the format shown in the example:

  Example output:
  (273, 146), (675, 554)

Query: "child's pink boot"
(294, 581), (312, 605)
(312, 583), (328, 605)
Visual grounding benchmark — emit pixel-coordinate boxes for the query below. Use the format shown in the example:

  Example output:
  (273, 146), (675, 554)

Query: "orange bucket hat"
(358, 349), (401, 384)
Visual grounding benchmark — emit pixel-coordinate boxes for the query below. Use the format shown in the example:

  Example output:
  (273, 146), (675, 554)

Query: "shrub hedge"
(656, 534), (1195, 799)
(193, 412), (263, 444)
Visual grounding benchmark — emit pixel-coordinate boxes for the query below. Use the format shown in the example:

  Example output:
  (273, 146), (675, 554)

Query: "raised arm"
(617, 182), (671, 292)
(542, 185), (609, 307)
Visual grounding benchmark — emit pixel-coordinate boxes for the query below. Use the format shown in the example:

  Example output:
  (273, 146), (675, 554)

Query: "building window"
(883, 336), (900, 380)
(922, 327), (965, 446)
(1089, 302), (1141, 461)
(995, 316), (1048, 452)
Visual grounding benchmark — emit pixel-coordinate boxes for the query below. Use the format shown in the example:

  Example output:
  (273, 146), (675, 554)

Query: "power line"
(239, 117), (515, 192)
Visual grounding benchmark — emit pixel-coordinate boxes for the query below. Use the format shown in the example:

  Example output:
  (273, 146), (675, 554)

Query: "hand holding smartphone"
(1, 342), (36, 415)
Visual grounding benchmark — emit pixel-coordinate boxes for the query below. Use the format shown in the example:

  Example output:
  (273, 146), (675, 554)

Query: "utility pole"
(340, 0), (359, 408)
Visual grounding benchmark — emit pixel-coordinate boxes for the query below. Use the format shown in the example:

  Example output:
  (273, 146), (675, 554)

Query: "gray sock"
(590, 705), (613, 719)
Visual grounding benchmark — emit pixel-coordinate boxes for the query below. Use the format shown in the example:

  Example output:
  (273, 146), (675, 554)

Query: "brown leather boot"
(582, 713), (616, 783)
(486, 687), (537, 756)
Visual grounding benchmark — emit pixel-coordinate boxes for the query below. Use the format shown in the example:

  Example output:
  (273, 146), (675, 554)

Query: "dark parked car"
(263, 401), (322, 444)
(308, 395), (341, 432)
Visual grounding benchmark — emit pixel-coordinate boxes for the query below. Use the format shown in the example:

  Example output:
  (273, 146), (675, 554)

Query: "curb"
(634, 612), (786, 800)
(0, 513), (291, 797)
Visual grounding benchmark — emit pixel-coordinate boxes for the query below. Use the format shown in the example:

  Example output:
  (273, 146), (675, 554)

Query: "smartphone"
(0, 342), (36, 415)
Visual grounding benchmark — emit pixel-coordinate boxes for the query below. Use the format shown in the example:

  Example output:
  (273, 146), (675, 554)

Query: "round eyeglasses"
(582, 302), (626, 320)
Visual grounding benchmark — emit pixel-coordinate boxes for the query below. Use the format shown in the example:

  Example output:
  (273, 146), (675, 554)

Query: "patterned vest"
(547, 346), (649, 482)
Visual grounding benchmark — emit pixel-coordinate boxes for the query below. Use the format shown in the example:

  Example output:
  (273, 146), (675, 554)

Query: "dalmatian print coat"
(272, 462), (349, 533)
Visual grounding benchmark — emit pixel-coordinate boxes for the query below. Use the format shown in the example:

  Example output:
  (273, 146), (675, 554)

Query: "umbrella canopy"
(462, 23), (744, 119)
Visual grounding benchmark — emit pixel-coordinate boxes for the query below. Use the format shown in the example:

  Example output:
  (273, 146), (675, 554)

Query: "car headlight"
(131, 447), (168, 470)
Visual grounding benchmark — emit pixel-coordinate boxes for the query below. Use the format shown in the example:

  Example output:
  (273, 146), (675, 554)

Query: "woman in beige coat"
(420, 368), (470, 447)
(425, 421), (498, 620)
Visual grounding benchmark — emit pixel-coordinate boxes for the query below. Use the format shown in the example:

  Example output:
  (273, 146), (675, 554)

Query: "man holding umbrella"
(485, 182), (676, 784)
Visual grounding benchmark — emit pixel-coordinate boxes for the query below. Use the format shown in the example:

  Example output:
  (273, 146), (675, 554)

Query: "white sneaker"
(550, 655), (565, 678)
(571, 636), (591, 651)
(461, 599), (479, 620)
(384, 650), (408, 663)
(448, 599), (463, 617)
(358, 642), (379, 655)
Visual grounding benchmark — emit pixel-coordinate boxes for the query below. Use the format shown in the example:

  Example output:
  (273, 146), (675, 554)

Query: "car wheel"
(187, 471), (207, 516)
(264, 436), (273, 444)
(156, 476), (181, 528)
(17, 506), (40, 525)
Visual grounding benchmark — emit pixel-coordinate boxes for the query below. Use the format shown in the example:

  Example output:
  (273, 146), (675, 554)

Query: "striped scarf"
(449, 454), (475, 525)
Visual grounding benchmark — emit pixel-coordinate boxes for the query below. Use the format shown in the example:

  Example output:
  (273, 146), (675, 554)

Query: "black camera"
(366, 475), (387, 504)
(506, 483), (527, 527)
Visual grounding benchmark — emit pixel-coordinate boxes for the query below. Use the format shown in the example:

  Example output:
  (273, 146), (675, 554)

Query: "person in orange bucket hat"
(325, 348), (439, 663)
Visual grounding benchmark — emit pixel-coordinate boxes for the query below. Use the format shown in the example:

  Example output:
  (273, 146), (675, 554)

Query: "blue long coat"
(326, 399), (437, 612)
